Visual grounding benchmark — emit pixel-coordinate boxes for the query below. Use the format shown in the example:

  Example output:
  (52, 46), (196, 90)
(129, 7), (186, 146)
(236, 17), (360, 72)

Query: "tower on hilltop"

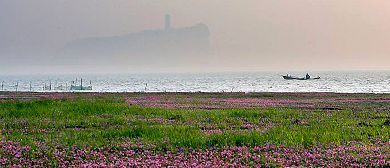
(165, 14), (171, 30)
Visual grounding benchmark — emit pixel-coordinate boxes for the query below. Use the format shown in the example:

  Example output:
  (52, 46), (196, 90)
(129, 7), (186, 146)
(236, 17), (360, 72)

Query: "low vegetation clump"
(0, 92), (389, 167)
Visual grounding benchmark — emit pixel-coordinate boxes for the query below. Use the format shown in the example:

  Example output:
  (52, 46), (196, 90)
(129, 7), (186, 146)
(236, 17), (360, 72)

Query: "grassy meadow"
(0, 92), (389, 167)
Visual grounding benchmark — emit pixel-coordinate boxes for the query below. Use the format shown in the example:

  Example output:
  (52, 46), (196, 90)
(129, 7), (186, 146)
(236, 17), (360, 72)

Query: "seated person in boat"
(306, 73), (310, 79)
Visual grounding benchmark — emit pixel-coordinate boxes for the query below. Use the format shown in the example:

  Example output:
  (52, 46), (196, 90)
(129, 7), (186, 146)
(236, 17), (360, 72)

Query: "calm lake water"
(1, 71), (390, 93)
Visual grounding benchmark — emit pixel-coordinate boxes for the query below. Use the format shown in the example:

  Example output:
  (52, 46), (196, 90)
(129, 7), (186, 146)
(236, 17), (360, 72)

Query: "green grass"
(0, 98), (389, 150)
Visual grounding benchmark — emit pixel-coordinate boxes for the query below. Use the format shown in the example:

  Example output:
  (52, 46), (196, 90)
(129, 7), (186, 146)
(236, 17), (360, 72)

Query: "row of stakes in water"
(1, 79), (92, 92)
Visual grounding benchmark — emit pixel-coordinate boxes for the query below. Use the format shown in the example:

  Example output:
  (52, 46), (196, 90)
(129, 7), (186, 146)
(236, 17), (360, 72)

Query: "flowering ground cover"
(0, 92), (389, 167)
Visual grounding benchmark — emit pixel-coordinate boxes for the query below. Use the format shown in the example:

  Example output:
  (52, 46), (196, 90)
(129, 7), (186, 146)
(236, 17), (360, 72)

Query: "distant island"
(56, 15), (211, 70)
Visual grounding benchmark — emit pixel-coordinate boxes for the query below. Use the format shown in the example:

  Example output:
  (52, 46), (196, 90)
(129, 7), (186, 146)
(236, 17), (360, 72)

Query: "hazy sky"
(1, 0), (390, 73)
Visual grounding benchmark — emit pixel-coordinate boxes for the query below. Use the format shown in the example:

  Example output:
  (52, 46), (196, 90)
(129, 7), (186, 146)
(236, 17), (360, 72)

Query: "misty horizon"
(2, 1), (390, 74)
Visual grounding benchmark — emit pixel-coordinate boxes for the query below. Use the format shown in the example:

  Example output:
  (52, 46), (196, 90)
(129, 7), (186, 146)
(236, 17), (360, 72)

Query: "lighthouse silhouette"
(165, 14), (171, 30)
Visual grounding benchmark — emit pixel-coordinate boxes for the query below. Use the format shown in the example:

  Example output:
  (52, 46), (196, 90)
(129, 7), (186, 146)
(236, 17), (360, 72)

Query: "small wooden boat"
(70, 85), (92, 90)
(282, 75), (320, 80)
(69, 78), (92, 90)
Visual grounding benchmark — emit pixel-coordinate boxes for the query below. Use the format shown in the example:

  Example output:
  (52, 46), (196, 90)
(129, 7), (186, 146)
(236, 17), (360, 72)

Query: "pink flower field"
(0, 139), (388, 167)
(0, 92), (389, 167)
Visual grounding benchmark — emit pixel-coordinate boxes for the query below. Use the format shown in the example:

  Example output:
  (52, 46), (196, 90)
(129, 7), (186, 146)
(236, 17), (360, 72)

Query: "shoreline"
(2, 91), (390, 94)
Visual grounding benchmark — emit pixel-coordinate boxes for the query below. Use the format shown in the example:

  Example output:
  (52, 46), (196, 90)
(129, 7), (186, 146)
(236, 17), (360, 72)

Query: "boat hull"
(282, 75), (320, 80)
(70, 86), (92, 90)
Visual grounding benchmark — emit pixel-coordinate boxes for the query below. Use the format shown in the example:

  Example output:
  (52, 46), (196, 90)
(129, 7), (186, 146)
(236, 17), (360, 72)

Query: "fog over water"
(2, 1), (390, 74)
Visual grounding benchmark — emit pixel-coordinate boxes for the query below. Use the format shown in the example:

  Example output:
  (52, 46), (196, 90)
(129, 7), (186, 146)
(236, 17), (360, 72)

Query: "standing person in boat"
(306, 73), (311, 79)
